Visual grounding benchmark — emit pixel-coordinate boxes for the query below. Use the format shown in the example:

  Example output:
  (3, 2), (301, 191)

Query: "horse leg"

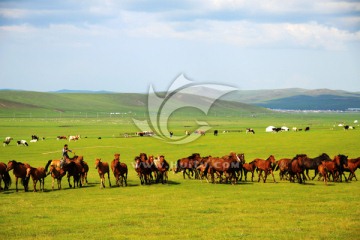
(312, 169), (318, 180)
(257, 170), (263, 182)
(33, 179), (37, 192)
(270, 170), (276, 183)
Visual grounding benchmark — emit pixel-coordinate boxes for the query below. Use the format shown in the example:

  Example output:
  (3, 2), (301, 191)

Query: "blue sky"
(0, 0), (359, 92)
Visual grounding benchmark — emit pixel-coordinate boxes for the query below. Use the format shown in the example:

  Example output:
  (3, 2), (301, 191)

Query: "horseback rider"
(61, 144), (72, 168)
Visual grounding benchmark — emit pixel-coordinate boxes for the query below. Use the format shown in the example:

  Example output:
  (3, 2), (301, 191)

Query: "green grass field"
(1, 113), (359, 240)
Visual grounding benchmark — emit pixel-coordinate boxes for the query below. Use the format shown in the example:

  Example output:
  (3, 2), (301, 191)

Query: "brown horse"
(274, 158), (291, 181)
(154, 155), (170, 184)
(317, 162), (328, 185)
(95, 158), (111, 188)
(254, 155), (277, 183)
(26, 166), (47, 192)
(301, 153), (331, 180)
(111, 154), (128, 187)
(344, 157), (360, 181)
(0, 162), (12, 191)
(287, 154), (306, 184)
(174, 153), (202, 179)
(204, 152), (243, 184)
(6, 160), (31, 192)
(45, 160), (66, 190)
(242, 160), (257, 182)
(322, 155), (348, 182)
(134, 155), (151, 185)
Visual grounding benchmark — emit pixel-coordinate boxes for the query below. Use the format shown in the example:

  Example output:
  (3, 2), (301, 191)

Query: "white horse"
(69, 135), (81, 141)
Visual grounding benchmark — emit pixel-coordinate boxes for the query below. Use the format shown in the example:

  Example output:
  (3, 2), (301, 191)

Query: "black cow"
(305, 127), (310, 131)
(214, 130), (218, 136)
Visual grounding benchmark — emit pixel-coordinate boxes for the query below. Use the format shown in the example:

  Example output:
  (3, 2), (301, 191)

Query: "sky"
(0, 0), (359, 93)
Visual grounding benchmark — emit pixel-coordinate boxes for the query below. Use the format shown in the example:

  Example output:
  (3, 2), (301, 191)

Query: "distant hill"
(0, 90), (268, 118)
(224, 88), (360, 111)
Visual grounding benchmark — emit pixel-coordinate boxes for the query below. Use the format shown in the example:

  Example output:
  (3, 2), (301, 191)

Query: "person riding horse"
(61, 144), (72, 168)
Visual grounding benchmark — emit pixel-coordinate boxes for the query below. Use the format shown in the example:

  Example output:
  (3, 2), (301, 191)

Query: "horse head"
(6, 160), (17, 171)
(95, 158), (101, 169)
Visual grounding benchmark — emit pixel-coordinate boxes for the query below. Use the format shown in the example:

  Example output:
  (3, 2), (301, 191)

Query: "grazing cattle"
(6, 160), (31, 192)
(213, 130), (218, 136)
(0, 162), (12, 191)
(17, 140), (28, 146)
(45, 160), (66, 190)
(254, 155), (277, 183)
(57, 136), (67, 140)
(246, 128), (255, 134)
(95, 158), (111, 188)
(272, 127), (282, 132)
(31, 135), (39, 141)
(292, 127), (298, 132)
(344, 125), (355, 130)
(3, 137), (13, 146)
(305, 127), (310, 131)
(274, 158), (292, 181)
(242, 160), (257, 182)
(69, 135), (81, 141)
(111, 154), (128, 187)
(26, 165), (47, 192)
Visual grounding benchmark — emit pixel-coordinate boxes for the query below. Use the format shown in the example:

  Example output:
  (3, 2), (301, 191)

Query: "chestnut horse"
(111, 154), (128, 187)
(254, 155), (277, 183)
(322, 155), (348, 182)
(204, 152), (243, 184)
(274, 158), (291, 181)
(45, 160), (66, 190)
(317, 162), (328, 185)
(242, 160), (257, 182)
(134, 155), (151, 185)
(344, 157), (360, 181)
(0, 162), (12, 191)
(6, 160), (31, 192)
(301, 153), (331, 180)
(26, 166), (47, 192)
(287, 154), (306, 184)
(95, 158), (111, 188)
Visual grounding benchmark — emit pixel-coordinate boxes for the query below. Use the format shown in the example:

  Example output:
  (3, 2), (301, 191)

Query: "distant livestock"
(69, 135), (81, 141)
(57, 136), (67, 140)
(17, 140), (28, 146)
(344, 125), (355, 130)
(214, 130), (218, 136)
(246, 128), (255, 134)
(3, 137), (13, 146)
(305, 127), (310, 131)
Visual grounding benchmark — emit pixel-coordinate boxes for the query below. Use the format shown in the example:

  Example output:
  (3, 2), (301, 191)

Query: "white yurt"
(266, 126), (275, 132)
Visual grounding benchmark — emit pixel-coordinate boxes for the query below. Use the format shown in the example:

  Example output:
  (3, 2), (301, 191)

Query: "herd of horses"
(1, 151), (360, 192)
(173, 152), (360, 185)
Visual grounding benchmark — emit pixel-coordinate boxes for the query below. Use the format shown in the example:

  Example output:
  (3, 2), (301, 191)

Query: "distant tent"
(281, 126), (289, 131)
(355, 120), (358, 123)
(266, 126), (275, 132)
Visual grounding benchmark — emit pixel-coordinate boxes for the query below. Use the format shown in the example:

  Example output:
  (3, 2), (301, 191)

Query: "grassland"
(0, 112), (360, 240)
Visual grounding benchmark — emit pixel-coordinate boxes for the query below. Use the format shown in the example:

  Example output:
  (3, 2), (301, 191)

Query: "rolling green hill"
(0, 90), (269, 118)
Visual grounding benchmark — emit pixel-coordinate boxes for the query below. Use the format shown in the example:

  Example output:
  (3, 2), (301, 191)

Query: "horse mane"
(292, 154), (306, 160)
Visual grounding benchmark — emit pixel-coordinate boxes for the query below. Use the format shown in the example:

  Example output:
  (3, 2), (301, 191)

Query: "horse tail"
(45, 160), (52, 173)
(275, 164), (279, 171)
(174, 159), (181, 173)
(3, 171), (12, 188)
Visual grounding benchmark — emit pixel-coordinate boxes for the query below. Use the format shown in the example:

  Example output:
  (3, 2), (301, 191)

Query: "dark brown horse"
(254, 155), (277, 183)
(111, 154), (128, 187)
(6, 160), (31, 192)
(26, 165), (47, 192)
(95, 158), (111, 188)
(300, 153), (331, 180)
(45, 159), (66, 190)
(174, 153), (202, 179)
(134, 154), (151, 185)
(0, 162), (12, 191)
